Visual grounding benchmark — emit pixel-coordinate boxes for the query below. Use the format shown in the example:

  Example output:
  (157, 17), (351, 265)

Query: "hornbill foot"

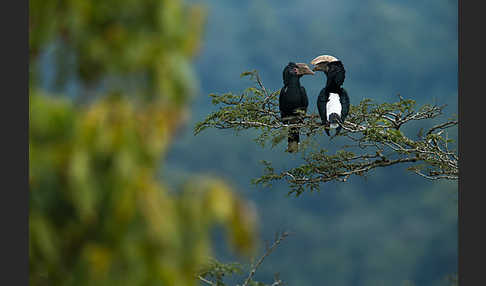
(324, 128), (331, 136)
(322, 122), (331, 136)
(335, 126), (342, 136)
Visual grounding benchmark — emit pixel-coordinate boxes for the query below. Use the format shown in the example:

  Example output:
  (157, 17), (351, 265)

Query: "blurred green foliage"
(29, 0), (257, 285)
(30, 0), (205, 104)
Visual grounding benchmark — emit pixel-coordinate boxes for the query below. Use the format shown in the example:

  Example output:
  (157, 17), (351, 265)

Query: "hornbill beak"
(312, 63), (328, 72)
(295, 63), (315, 75)
(310, 54), (340, 72)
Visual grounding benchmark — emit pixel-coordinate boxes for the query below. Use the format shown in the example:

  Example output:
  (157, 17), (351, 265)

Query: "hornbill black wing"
(335, 88), (350, 136)
(317, 88), (329, 124)
(340, 88), (350, 122)
(279, 86), (288, 118)
(279, 85), (300, 152)
(300, 86), (309, 112)
(317, 88), (331, 136)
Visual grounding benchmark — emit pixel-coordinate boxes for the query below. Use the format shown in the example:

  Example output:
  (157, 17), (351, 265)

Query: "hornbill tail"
(328, 113), (341, 129)
(287, 127), (300, 153)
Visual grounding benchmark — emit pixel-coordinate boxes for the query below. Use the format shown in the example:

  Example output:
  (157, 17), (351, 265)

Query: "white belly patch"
(326, 93), (342, 128)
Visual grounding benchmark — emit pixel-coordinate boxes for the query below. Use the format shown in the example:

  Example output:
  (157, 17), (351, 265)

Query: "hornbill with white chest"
(279, 62), (315, 152)
(311, 55), (350, 136)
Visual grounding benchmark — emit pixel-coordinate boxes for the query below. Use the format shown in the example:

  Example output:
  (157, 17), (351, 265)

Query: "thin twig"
(242, 232), (290, 286)
(426, 120), (458, 136)
(198, 275), (214, 285)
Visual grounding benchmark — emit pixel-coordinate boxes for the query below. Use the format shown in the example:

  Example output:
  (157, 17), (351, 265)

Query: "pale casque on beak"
(295, 63), (315, 75)
(312, 63), (329, 72)
(310, 55), (340, 72)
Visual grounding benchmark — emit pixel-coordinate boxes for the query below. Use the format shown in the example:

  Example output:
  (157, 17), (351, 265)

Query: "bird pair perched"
(279, 55), (350, 153)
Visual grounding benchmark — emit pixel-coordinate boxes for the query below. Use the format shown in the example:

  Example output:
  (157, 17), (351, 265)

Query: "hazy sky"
(188, 0), (457, 115)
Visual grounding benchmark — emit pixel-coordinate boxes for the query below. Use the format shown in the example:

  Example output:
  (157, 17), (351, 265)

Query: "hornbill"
(279, 62), (315, 152)
(310, 55), (350, 136)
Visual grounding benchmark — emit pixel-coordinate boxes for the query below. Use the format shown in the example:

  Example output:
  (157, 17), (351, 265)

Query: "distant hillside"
(165, 1), (458, 285)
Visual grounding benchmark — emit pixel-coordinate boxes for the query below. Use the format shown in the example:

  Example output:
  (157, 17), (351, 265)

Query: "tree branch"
(198, 275), (215, 285)
(195, 71), (458, 194)
(242, 231), (290, 286)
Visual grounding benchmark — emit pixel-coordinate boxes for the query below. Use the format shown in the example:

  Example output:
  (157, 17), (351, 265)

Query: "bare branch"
(242, 232), (290, 286)
(198, 275), (215, 286)
(427, 120), (458, 136)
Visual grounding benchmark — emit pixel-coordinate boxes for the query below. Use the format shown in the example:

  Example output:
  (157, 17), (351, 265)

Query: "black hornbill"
(311, 55), (350, 136)
(279, 62), (315, 152)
